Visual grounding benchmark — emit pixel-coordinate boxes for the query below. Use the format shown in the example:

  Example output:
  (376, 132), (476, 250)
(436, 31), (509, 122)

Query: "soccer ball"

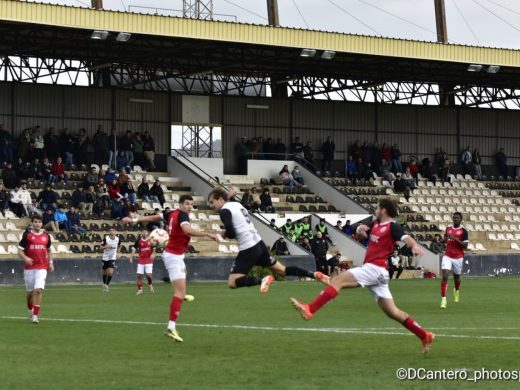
(148, 228), (169, 248)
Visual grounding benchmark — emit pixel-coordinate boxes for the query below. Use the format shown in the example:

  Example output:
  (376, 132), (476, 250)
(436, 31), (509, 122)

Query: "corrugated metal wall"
(2, 81), (520, 173)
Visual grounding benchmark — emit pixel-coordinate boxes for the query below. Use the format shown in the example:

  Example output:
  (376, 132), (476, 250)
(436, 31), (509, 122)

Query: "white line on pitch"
(2, 316), (520, 341)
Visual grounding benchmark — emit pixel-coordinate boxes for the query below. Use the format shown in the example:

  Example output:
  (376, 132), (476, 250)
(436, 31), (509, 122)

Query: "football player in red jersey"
(440, 212), (469, 308)
(130, 229), (155, 295)
(123, 195), (219, 342)
(17, 216), (53, 324)
(291, 199), (435, 354)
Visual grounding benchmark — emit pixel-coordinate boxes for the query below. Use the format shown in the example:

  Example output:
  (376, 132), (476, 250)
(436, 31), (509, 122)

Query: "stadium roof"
(1, 0), (520, 89)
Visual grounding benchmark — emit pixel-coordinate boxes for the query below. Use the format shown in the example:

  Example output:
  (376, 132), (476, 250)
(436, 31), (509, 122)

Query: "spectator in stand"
(120, 179), (137, 203)
(300, 236), (312, 252)
(29, 158), (43, 181)
(291, 166), (304, 185)
(150, 180), (165, 206)
(311, 231), (329, 274)
(279, 165), (299, 188)
(271, 236), (289, 256)
(31, 127), (45, 161)
(349, 140), (361, 162)
(241, 189), (258, 212)
(9, 184), (26, 217)
(371, 142), (383, 173)
(72, 185), (93, 214)
(117, 168), (129, 186)
(303, 141), (314, 168)
(400, 244), (415, 268)
(104, 167), (117, 184)
(137, 178), (159, 203)
(2, 162), (18, 189)
(422, 161), (437, 185)
(92, 125), (108, 166)
(19, 182), (33, 216)
(346, 156), (357, 179)
(85, 185), (97, 214)
(77, 128), (89, 167)
(133, 132), (144, 167)
(388, 250), (404, 279)
(402, 167), (416, 190)
(263, 138), (274, 160)
(496, 148), (508, 177)
(363, 162), (374, 182)
(116, 151), (129, 171)
(95, 178), (110, 212)
(17, 128), (32, 161)
(380, 159), (396, 183)
(108, 178), (124, 201)
(54, 207), (71, 232)
(291, 137), (304, 162)
(328, 252), (341, 276)
(0, 184), (9, 211)
(473, 148), (483, 180)
(14, 158), (30, 182)
(142, 130), (156, 170)
(321, 136), (335, 173)
(37, 184), (58, 211)
(42, 208), (59, 232)
(269, 218), (279, 231)
(342, 220), (353, 236)
(162, 206), (171, 222)
(146, 208), (164, 231)
(256, 136), (265, 160)
(391, 144), (402, 173)
(50, 157), (68, 184)
(120, 130), (134, 167)
(381, 143), (392, 164)
(460, 146), (473, 176)
(394, 173), (411, 201)
(440, 153), (451, 183)
(67, 207), (87, 237)
(0, 123), (13, 164)
(237, 136), (249, 175)
(247, 137), (258, 158)
(83, 166), (99, 189)
(356, 158), (365, 182)
(435, 147), (446, 168)
(335, 221), (343, 231)
(60, 128), (76, 168)
(44, 127), (60, 162)
(107, 127), (118, 169)
(282, 219), (292, 235)
(361, 141), (371, 164)
(407, 158), (419, 180)
(275, 137), (287, 159)
(259, 187), (275, 213)
(41, 158), (52, 184)
(430, 234), (446, 254)
(26, 198), (42, 217)
(315, 218), (333, 244)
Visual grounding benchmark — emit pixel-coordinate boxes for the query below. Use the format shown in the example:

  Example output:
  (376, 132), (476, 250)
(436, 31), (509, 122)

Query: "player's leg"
(145, 264), (154, 293)
(227, 248), (262, 289)
(105, 266), (114, 286)
(24, 270), (35, 319)
(163, 253), (186, 342)
(440, 256), (451, 308)
(136, 273), (144, 294)
(453, 259), (463, 302)
(26, 292), (34, 318)
(268, 259), (330, 285)
(291, 269), (360, 320)
(378, 297), (435, 354)
(101, 263), (108, 290)
(30, 270), (47, 323)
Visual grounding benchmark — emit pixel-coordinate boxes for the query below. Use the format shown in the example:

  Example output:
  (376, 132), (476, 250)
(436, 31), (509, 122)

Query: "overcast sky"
(36, 0), (520, 49)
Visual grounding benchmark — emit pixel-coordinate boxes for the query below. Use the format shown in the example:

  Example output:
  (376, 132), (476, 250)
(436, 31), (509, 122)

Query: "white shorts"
(441, 256), (463, 275)
(24, 269), (48, 292)
(163, 252), (186, 282)
(137, 264), (153, 274)
(349, 263), (392, 301)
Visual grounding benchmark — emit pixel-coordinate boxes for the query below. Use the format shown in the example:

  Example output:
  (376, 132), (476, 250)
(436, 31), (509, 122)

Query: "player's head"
(452, 212), (463, 226)
(31, 215), (42, 231)
(376, 199), (398, 219)
(208, 188), (229, 212)
(109, 227), (116, 237)
(179, 195), (194, 213)
(141, 229), (149, 238)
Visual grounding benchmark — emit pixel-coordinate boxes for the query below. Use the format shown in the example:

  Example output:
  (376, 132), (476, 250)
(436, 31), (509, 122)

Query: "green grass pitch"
(1, 278), (520, 389)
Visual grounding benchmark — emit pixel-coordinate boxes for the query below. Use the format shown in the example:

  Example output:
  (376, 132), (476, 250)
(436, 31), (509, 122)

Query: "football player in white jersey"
(208, 188), (330, 293)
(100, 227), (120, 292)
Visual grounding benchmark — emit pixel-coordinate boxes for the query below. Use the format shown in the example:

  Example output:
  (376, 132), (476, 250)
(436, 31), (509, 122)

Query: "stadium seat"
(218, 244), (230, 254)
(7, 245), (18, 254)
(299, 205), (308, 212)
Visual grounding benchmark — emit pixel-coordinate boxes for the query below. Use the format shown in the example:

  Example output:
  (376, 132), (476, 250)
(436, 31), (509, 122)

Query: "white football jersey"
(220, 202), (261, 251)
(102, 235), (120, 260)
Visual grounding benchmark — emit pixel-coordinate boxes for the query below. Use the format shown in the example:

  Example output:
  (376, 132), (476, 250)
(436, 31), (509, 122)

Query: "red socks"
(27, 302), (34, 311)
(402, 316), (427, 340)
(454, 279), (461, 291)
(441, 280), (448, 297)
(146, 276), (153, 286)
(33, 305), (41, 316)
(309, 285), (338, 313)
(137, 280), (143, 290)
(169, 297), (183, 322)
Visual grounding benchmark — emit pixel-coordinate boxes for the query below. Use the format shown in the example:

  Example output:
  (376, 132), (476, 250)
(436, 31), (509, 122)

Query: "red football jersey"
(134, 238), (154, 265)
(364, 220), (407, 269)
(444, 225), (468, 259)
(18, 231), (51, 270)
(164, 209), (191, 255)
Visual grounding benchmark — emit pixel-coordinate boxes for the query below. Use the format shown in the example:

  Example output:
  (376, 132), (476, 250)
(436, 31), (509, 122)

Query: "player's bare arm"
(355, 224), (370, 241)
(47, 249), (54, 272)
(402, 236), (424, 256)
(180, 224), (219, 241)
